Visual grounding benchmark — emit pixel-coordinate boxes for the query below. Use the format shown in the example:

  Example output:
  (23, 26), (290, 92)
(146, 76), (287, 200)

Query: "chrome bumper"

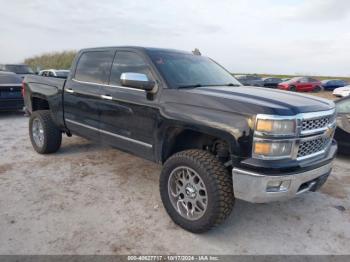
(232, 162), (332, 203)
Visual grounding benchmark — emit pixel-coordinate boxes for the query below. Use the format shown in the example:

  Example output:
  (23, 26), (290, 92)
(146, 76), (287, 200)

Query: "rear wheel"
(160, 149), (234, 233)
(289, 85), (297, 92)
(313, 86), (322, 92)
(29, 110), (62, 154)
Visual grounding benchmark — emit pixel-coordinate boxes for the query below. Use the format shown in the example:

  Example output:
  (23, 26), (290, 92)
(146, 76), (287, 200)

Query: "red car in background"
(278, 77), (322, 92)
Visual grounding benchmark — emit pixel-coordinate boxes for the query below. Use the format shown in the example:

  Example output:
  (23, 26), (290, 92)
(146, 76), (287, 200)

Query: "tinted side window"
(75, 51), (114, 84)
(109, 51), (152, 86)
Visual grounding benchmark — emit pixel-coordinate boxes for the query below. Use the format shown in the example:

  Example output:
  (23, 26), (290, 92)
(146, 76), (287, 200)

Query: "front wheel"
(29, 110), (62, 154)
(160, 150), (234, 233)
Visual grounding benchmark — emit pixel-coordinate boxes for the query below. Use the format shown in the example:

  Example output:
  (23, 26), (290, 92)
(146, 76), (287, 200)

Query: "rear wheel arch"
(31, 96), (50, 111)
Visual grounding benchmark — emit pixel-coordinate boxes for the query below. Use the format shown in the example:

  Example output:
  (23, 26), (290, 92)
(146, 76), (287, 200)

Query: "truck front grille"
(297, 136), (330, 159)
(297, 110), (336, 159)
(301, 115), (333, 132)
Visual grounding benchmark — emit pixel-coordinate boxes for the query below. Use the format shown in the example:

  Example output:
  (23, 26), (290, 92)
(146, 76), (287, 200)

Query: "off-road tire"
(160, 149), (234, 233)
(29, 110), (62, 154)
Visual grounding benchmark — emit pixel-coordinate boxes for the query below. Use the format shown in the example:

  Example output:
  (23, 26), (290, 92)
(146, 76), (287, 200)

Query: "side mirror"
(120, 72), (155, 91)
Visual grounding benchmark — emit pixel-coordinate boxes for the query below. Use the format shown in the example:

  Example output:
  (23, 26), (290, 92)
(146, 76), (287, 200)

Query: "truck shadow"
(57, 137), (106, 156)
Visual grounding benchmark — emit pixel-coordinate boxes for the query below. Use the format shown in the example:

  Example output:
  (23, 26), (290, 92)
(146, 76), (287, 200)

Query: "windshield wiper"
(177, 84), (202, 89)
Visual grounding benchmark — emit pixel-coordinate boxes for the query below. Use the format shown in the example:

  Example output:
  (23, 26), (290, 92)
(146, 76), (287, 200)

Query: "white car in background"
(39, 69), (70, 79)
(333, 85), (350, 97)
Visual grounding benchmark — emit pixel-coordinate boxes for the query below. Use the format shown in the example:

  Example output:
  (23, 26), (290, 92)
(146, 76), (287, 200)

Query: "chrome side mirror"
(120, 72), (155, 91)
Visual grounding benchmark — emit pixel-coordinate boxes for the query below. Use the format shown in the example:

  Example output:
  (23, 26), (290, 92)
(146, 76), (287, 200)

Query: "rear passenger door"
(64, 49), (115, 141)
(98, 50), (158, 160)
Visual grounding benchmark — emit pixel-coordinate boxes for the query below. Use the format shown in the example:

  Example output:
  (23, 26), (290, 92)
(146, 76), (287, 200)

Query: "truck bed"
(24, 75), (66, 92)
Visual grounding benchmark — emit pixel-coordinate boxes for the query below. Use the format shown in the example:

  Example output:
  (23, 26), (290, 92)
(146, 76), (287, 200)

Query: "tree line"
(24, 50), (77, 71)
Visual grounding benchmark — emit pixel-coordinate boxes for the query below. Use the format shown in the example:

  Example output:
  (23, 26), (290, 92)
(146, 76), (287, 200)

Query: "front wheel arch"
(159, 126), (240, 164)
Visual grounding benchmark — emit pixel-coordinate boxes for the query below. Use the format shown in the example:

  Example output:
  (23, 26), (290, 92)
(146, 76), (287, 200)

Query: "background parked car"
(0, 71), (23, 111)
(278, 77), (322, 92)
(235, 75), (264, 87)
(321, 79), (348, 90)
(262, 77), (282, 88)
(333, 85), (350, 97)
(39, 69), (70, 79)
(335, 97), (350, 154)
(0, 64), (34, 79)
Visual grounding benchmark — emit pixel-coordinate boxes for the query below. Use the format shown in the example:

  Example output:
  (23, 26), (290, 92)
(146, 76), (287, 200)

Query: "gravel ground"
(0, 111), (350, 255)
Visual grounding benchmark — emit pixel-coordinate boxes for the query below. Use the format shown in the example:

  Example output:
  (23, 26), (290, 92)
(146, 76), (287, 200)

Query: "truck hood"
(162, 85), (334, 116)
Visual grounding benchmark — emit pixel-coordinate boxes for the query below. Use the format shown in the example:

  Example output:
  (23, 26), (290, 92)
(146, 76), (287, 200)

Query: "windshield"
(4, 65), (34, 74)
(284, 77), (301, 83)
(148, 51), (241, 88)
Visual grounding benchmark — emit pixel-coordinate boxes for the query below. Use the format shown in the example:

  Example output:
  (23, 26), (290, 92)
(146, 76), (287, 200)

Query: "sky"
(0, 0), (349, 76)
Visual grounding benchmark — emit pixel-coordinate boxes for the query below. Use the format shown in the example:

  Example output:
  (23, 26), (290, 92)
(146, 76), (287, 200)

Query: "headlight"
(253, 140), (294, 159)
(255, 118), (296, 136)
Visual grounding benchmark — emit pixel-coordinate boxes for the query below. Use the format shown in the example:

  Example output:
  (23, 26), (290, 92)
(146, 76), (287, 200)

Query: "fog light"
(266, 180), (291, 192)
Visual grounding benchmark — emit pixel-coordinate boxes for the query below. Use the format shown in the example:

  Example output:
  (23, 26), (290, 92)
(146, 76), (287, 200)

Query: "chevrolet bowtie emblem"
(325, 126), (334, 139)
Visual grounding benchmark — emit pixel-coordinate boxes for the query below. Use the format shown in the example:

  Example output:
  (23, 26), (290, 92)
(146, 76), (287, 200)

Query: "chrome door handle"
(66, 88), (74, 93)
(101, 94), (113, 100)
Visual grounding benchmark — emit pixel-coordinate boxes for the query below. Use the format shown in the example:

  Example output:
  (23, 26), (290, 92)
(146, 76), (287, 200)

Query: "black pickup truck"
(23, 46), (337, 233)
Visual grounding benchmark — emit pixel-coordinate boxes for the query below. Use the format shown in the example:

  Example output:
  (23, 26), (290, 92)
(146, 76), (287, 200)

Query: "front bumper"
(232, 161), (332, 203)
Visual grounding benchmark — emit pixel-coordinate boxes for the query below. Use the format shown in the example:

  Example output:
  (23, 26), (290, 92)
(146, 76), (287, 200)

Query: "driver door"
(98, 49), (158, 160)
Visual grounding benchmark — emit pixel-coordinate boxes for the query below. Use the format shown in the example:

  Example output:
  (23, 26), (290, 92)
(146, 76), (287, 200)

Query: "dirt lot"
(311, 90), (338, 101)
(0, 104), (350, 255)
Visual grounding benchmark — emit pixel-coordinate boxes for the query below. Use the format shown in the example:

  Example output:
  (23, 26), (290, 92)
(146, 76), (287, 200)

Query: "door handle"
(66, 88), (74, 93)
(101, 94), (113, 100)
